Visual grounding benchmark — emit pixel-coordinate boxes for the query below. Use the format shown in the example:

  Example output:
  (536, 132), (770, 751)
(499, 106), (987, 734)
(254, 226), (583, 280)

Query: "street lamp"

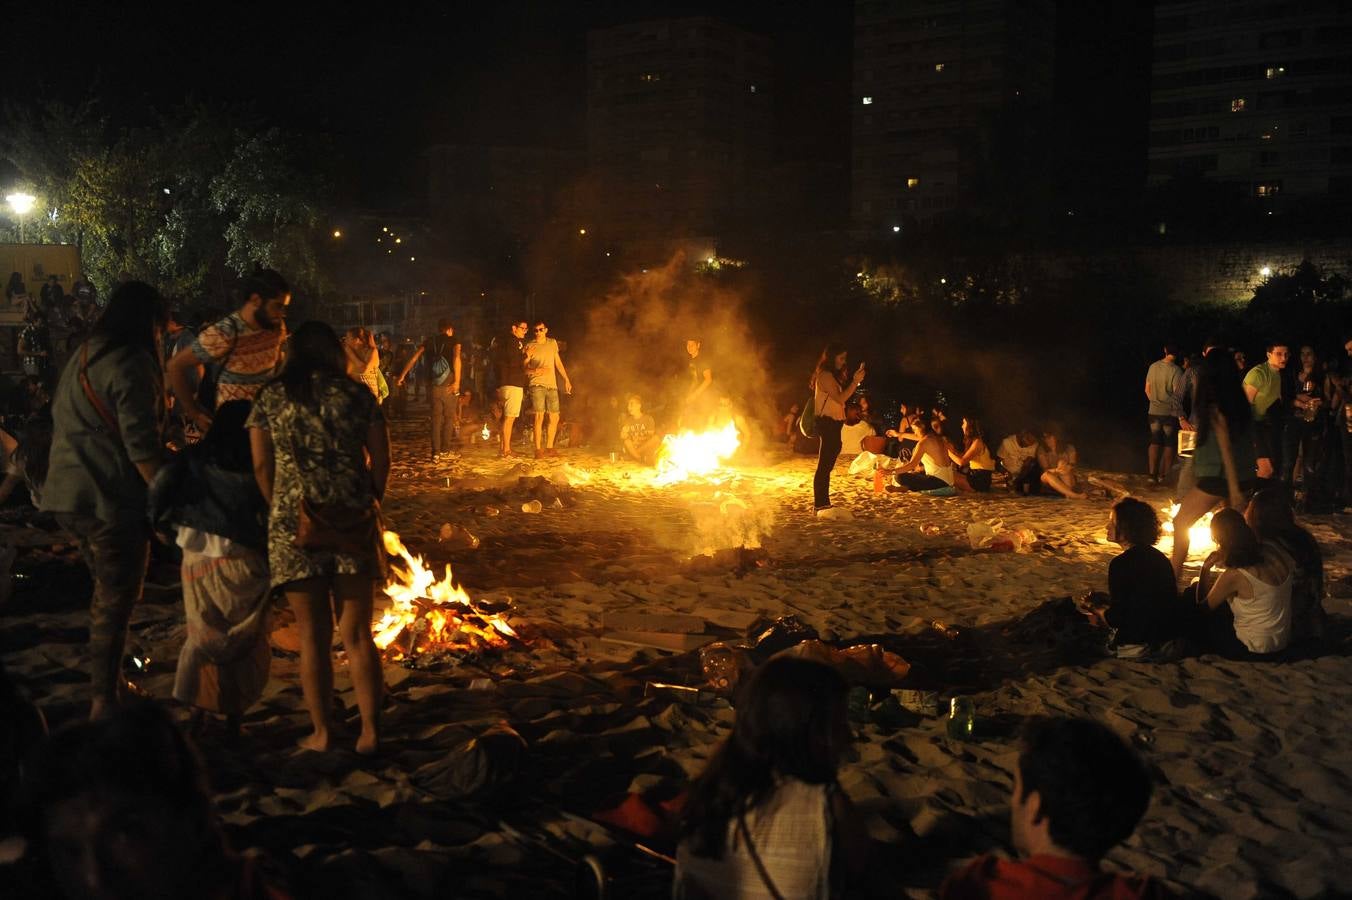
(7, 192), (36, 242)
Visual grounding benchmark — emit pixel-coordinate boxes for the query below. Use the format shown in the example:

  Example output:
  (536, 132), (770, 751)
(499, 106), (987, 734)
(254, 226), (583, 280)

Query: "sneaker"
(815, 506), (853, 520)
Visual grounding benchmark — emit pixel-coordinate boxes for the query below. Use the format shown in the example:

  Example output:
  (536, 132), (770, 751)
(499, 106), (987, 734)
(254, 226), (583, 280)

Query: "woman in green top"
(1172, 348), (1256, 581)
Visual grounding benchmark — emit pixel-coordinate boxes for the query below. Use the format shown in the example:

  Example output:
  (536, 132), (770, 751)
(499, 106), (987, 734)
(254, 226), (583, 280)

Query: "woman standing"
(810, 344), (864, 518)
(343, 327), (382, 400)
(41, 282), (167, 721)
(247, 322), (390, 754)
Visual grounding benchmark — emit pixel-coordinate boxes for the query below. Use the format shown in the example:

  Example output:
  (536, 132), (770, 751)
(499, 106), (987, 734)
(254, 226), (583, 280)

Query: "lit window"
(906, 177), (920, 189)
(750, 84), (757, 93)
(862, 96), (873, 105)
(1255, 182), (1280, 197)
(1231, 97), (1246, 112)
(1265, 66), (1285, 79)
(934, 63), (945, 73)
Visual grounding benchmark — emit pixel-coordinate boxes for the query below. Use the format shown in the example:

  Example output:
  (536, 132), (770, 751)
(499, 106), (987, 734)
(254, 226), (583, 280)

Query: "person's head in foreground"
(18, 701), (247, 900)
(1210, 507), (1262, 568)
(942, 716), (1158, 899)
(680, 656), (849, 860)
(1108, 497), (1160, 550)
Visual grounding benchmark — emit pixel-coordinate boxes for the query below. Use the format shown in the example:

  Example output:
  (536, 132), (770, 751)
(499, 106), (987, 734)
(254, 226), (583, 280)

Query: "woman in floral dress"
(247, 321), (390, 754)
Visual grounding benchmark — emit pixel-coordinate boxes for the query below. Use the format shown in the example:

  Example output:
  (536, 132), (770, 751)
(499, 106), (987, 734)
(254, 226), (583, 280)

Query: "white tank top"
(1232, 559), (1293, 654)
(922, 451), (955, 485)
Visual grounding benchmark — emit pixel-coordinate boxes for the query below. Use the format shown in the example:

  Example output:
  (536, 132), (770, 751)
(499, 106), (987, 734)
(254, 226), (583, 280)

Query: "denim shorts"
(1148, 415), (1178, 446)
(529, 385), (559, 414)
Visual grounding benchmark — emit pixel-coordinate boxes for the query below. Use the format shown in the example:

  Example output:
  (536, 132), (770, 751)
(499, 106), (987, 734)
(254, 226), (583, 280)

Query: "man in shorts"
(1144, 344), (1182, 484)
(491, 319), (528, 458)
(525, 320), (572, 459)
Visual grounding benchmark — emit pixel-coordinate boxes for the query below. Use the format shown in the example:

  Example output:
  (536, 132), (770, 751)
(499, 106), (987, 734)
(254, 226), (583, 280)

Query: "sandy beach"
(4, 416), (1351, 899)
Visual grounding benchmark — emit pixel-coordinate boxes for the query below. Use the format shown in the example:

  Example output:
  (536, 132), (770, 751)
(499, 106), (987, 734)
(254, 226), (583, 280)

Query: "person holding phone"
(811, 343), (864, 518)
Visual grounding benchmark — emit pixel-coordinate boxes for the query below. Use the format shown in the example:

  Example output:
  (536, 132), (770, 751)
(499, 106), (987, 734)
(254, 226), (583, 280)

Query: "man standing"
(1243, 342), (1290, 480)
(490, 319), (528, 458)
(1176, 338), (1225, 499)
(682, 337), (714, 428)
(1144, 344), (1182, 484)
(397, 319), (461, 459)
(167, 269), (290, 433)
(39, 275), (65, 321)
(526, 320), (572, 458)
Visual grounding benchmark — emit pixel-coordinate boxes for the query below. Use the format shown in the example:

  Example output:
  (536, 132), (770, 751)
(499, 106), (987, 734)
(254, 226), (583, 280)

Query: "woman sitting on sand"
(1194, 508), (1292, 658)
(1037, 425), (1087, 500)
(675, 657), (868, 900)
(950, 417), (994, 493)
(1246, 487), (1326, 643)
(1081, 498), (1185, 657)
(890, 418), (955, 493)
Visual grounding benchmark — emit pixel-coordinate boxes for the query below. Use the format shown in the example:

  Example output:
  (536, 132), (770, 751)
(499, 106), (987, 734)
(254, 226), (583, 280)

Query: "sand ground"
(4, 415), (1351, 899)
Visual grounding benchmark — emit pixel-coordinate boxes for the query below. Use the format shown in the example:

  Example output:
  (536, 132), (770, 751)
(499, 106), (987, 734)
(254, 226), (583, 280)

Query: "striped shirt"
(192, 312), (285, 407)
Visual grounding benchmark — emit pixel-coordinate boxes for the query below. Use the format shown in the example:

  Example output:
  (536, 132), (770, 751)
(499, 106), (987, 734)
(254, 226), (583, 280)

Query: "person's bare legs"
(1148, 443), (1161, 478)
(501, 415), (516, 455)
(546, 411), (560, 449)
(1041, 471), (1087, 500)
(287, 577), (335, 751)
(334, 574), (382, 755)
(1161, 445), (1175, 478)
(1170, 488), (1221, 581)
(533, 411), (545, 451)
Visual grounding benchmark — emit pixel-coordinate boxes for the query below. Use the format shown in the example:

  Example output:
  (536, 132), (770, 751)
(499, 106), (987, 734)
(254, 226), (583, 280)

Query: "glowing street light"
(578, 227), (587, 235)
(7, 192), (36, 242)
(891, 224), (901, 233)
(332, 229), (343, 238)
(1259, 265), (1272, 277)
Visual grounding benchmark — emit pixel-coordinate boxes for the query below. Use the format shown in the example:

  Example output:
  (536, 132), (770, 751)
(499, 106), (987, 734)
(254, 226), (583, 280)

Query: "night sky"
(4, 1), (1145, 213)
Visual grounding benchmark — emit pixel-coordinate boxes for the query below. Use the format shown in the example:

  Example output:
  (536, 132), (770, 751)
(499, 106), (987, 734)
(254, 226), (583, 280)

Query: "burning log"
(373, 530), (519, 662)
(653, 422), (740, 485)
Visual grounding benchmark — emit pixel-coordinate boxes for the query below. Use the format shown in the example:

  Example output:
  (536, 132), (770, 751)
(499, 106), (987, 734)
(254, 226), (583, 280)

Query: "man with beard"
(490, 319), (529, 458)
(168, 269), (290, 433)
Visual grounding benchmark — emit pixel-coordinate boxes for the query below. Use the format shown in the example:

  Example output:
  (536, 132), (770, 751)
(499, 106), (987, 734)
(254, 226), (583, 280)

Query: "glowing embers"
(1160, 504), (1216, 557)
(653, 422), (740, 485)
(372, 530), (517, 660)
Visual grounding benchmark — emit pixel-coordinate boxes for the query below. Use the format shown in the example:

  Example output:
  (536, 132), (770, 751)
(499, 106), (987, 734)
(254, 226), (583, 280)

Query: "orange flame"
(654, 422), (740, 485)
(372, 530), (516, 658)
(1160, 503), (1217, 556)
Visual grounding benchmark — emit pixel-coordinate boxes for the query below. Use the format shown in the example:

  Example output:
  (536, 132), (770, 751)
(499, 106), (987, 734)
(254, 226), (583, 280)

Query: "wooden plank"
(600, 630), (716, 653)
(601, 611), (706, 635)
(695, 608), (760, 632)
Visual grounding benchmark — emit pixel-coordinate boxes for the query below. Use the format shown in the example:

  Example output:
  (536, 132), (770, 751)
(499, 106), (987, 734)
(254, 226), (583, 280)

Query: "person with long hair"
(40, 281), (168, 721)
(675, 657), (868, 899)
(1246, 486), (1326, 642)
(246, 322), (390, 754)
(1037, 424), (1087, 499)
(810, 343), (865, 517)
(148, 400), (271, 736)
(890, 417), (956, 493)
(950, 417), (994, 492)
(1171, 346), (1257, 580)
(1195, 508), (1292, 658)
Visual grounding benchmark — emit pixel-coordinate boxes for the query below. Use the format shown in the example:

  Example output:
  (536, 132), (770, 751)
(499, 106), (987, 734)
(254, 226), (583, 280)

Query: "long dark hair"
(1195, 347), (1252, 447)
(1211, 507), (1262, 568)
(89, 281), (168, 366)
(275, 321), (349, 407)
(680, 657), (848, 859)
(813, 342), (847, 389)
(1247, 487), (1322, 571)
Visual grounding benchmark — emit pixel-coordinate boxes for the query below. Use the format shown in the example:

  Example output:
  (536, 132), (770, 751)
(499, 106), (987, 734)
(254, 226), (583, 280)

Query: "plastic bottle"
(873, 466), (887, 494)
(946, 696), (976, 740)
(521, 500), (543, 513)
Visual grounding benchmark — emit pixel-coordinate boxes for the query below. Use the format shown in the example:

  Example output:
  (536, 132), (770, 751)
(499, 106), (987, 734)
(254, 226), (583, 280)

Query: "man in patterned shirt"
(167, 270), (290, 433)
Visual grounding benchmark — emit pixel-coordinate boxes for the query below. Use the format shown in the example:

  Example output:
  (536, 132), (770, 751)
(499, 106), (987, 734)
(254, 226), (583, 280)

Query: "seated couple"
(1081, 493), (1323, 660)
(885, 417), (994, 495)
(1000, 426), (1088, 500)
(673, 656), (1168, 899)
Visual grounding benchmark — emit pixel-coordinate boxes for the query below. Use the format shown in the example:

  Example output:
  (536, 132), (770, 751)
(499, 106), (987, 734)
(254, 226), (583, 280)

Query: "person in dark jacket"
(148, 401), (270, 733)
(1081, 497), (1185, 656)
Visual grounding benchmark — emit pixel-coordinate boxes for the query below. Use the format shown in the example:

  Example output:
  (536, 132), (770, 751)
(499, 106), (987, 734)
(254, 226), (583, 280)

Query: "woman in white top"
(810, 343), (865, 517)
(675, 657), (868, 900)
(890, 418), (955, 492)
(344, 327), (382, 399)
(1198, 508), (1293, 657)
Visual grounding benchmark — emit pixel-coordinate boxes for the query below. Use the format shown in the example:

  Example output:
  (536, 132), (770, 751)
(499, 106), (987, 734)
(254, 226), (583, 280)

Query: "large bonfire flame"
(1160, 504), (1217, 556)
(654, 422), (740, 485)
(372, 530), (517, 659)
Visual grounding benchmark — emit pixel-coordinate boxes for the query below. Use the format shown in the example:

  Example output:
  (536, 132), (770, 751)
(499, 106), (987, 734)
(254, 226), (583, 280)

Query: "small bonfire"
(372, 530), (518, 661)
(1160, 503), (1217, 556)
(654, 422), (740, 485)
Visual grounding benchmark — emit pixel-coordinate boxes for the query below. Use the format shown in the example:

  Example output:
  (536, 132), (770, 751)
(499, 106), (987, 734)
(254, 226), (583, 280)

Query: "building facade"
(1148, 0), (1352, 203)
(586, 17), (773, 240)
(850, 0), (1056, 234)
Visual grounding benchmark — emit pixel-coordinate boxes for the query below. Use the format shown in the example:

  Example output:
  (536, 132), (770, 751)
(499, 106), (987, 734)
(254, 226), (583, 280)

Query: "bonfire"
(1160, 503), (1217, 556)
(653, 421), (740, 485)
(372, 530), (517, 660)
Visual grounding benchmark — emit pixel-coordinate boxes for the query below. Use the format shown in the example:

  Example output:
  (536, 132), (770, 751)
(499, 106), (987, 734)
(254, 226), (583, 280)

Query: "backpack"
(797, 387), (817, 438)
(430, 339), (452, 386)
